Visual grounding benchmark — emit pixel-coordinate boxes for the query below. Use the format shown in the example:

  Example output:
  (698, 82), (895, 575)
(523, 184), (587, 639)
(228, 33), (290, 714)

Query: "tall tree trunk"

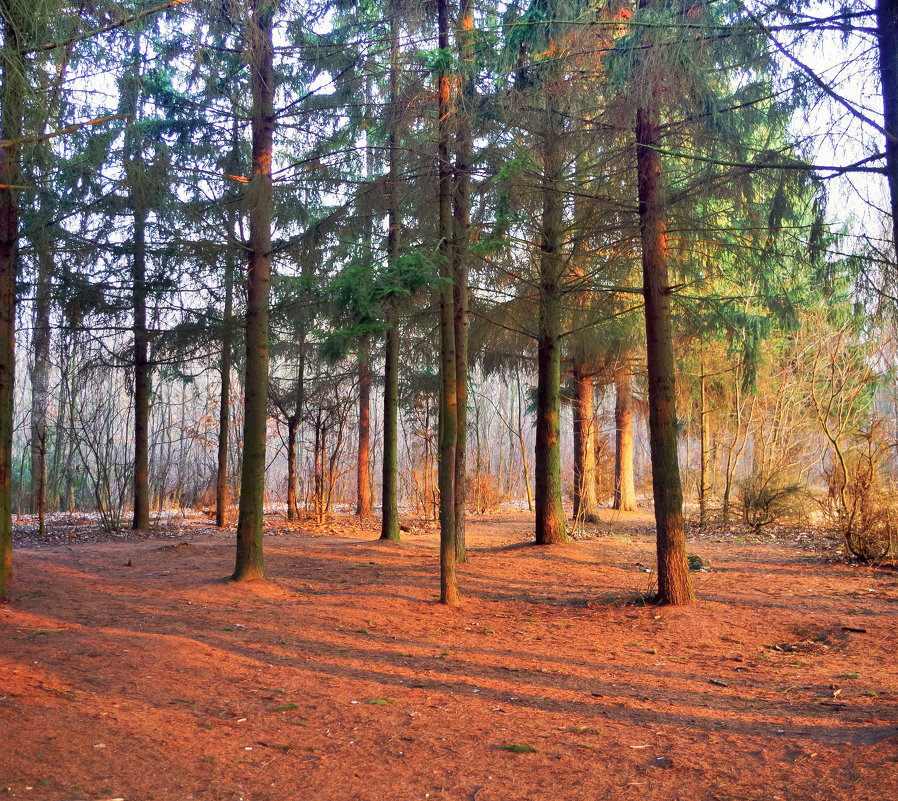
(0, 3), (24, 596)
(452, 0), (474, 563)
(132, 202), (151, 530)
(878, 0), (898, 258)
(286, 414), (299, 519)
(216, 241), (234, 526)
(380, 11), (401, 543)
(613, 357), (638, 511)
(216, 120), (240, 528)
(437, 0), (459, 605)
(572, 364), (599, 522)
(516, 373), (534, 511)
(124, 40), (151, 532)
(356, 341), (372, 517)
(534, 76), (567, 545)
(28, 29), (67, 533)
(30, 234), (52, 535)
(286, 341), (304, 521)
(233, 0), (276, 581)
(698, 363), (710, 527)
(635, 45), (693, 604)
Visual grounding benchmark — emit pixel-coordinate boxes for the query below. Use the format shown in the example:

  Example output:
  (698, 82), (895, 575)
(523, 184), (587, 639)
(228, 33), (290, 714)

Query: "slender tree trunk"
(287, 415), (299, 520)
(0, 4), (24, 596)
(286, 341), (304, 521)
(356, 341), (372, 516)
(124, 39), (151, 532)
(698, 363), (710, 527)
(380, 12), (401, 543)
(216, 123), (240, 528)
(359, 65), (375, 521)
(132, 203), (151, 530)
(234, 0), (277, 581)
(313, 410), (323, 524)
(613, 358), (638, 511)
(635, 52), (693, 604)
(437, 0), (459, 605)
(30, 234), (52, 535)
(216, 245), (234, 526)
(572, 364), (599, 522)
(516, 373), (534, 511)
(452, 0), (474, 564)
(534, 78), (567, 545)
(878, 0), (898, 257)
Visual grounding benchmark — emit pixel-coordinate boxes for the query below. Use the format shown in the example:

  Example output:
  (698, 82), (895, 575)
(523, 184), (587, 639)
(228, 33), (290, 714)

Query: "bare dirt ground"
(1, 509), (897, 801)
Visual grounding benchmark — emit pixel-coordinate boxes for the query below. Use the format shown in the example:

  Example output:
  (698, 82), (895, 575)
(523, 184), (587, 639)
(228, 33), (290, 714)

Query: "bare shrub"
(823, 430), (897, 563)
(467, 470), (505, 514)
(740, 471), (807, 534)
(72, 364), (132, 533)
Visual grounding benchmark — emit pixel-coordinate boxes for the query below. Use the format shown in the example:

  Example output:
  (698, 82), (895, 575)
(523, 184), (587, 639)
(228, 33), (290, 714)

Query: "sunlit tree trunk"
(437, 0), (459, 605)
(356, 341), (372, 517)
(613, 357), (638, 511)
(452, 0), (474, 563)
(234, 0), (276, 581)
(452, 0), (476, 562)
(534, 80), (567, 545)
(698, 362), (710, 527)
(572, 364), (599, 521)
(636, 39), (693, 604)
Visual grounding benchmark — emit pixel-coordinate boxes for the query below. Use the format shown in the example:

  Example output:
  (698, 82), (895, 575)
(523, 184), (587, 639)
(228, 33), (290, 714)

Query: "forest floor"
(1, 508), (897, 801)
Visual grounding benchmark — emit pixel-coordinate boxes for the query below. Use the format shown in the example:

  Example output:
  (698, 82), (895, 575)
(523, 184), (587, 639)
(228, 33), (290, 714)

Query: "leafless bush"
(71, 365), (132, 532)
(740, 471), (807, 534)
(823, 432), (897, 563)
(467, 470), (505, 514)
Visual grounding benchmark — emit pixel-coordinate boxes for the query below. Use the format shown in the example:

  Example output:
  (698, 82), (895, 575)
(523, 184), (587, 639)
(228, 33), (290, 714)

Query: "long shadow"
(7, 604), (895, 752)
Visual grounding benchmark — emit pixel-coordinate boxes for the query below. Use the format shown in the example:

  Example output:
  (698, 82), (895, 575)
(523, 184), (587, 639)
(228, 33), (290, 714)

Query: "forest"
(2, 0), (898, 604)
(0, 0), (896, 599)
(2, 1), (898, 798)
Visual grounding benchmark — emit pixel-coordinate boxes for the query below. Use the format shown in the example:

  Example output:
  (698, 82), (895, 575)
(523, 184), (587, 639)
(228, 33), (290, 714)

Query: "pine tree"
(233, 0), (278, 581)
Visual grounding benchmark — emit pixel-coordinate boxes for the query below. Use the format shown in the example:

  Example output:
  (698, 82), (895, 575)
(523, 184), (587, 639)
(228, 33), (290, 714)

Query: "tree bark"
(698, 363), (710, 527)
(613, 357), (638, 511)
(216, 240), (234, 527)
(878, 0), (898, 258)
(216, 120), (240, 528)
(30, 233), (52, 535)
(380, 11), (401, 543)
(131, 200), (151, 530)
(572, 364), (599, 521)
(233, 0), (276, 581)
(534, 76), (567, 545)
(0, 3), (24, 596)
(437, 0), (459, 605)
(452, 0), (474, 563)
(286, 342), (304, 521)
(635, 53), (694, 604)
(356, 341), (372, 517)
(124, 39), (151, 532)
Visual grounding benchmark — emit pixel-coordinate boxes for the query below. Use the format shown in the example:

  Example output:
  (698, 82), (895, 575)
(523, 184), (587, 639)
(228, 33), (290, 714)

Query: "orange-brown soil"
(1, 510), (896, 800)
